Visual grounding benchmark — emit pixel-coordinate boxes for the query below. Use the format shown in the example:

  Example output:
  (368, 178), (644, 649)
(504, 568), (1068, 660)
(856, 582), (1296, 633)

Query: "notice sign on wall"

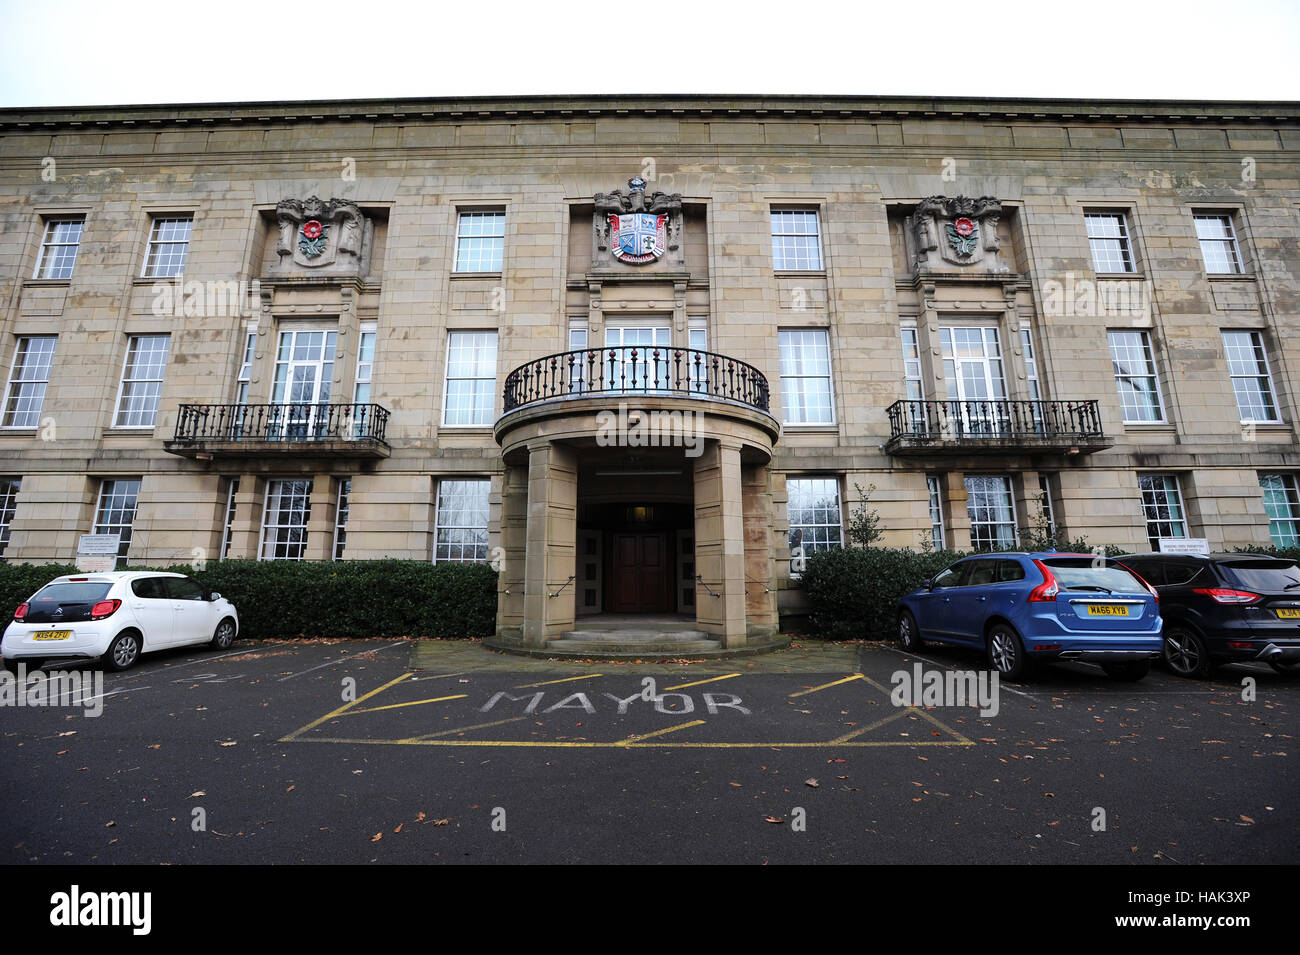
(76, 534), (120, 572)
(1158, 537), (1210, 555)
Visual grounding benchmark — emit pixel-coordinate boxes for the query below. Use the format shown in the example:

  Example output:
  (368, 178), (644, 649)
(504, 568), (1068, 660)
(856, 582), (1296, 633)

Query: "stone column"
(945, 472), (970, 551)
(302, 476), (335, 562)
(693, 439), (747, 648)
(521, 442), (577, 647)
(742, 463), (777, 634)
(496, 464), (528, 634)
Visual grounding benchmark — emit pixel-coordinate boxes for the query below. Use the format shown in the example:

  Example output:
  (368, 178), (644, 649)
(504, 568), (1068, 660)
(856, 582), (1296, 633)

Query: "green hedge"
(0, 560), (498, 640)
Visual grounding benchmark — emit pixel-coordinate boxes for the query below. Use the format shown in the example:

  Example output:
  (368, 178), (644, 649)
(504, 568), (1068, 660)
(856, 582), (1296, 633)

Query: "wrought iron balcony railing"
(885, 399), (1108, 454)
(502, 346), (770, 414)
(169, 402), (390, 448)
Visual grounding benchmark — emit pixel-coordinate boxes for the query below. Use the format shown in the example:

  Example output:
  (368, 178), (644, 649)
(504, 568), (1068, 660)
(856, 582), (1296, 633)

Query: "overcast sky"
(2, 0), (1298, 108)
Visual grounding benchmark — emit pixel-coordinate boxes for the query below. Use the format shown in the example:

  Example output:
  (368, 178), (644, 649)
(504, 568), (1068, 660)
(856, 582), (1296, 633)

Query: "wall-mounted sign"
(1158, 537), (1210, 555)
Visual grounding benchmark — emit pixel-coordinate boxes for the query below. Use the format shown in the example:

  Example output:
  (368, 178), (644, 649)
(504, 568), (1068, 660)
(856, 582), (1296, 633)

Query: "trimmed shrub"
(0, 560), (498, 640)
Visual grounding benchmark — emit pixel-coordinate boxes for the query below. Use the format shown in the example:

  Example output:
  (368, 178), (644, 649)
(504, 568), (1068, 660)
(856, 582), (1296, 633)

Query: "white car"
(2, 571), (239, 672)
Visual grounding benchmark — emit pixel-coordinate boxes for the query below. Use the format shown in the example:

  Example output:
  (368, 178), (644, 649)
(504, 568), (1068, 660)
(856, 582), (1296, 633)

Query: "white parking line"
(276, 640), (409, 682)
(877, 644), (1039, 699)
(106, 640), (299, 684)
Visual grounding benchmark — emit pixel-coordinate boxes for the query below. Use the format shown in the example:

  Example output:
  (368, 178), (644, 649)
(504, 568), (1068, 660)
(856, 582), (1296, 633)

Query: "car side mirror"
(921, 578), (933, 591)
(209, 592), (221, 602)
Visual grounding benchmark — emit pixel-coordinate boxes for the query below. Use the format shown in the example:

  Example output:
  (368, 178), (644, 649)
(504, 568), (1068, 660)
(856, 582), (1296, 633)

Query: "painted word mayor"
(480, 690), (750, 715)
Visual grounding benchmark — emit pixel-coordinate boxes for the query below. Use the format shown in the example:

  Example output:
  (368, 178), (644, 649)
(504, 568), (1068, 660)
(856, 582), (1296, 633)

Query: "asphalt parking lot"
(1, 637), (1295, 864)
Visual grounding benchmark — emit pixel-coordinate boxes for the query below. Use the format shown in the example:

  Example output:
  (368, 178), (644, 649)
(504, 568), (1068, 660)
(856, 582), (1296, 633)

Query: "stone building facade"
(0, 94), (1297, 648)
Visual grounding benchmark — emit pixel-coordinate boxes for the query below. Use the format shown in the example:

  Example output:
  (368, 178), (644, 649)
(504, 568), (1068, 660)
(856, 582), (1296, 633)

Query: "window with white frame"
(442, 331), (497, 426)
(94, 478), (141, 569)
(965, 475), (1017, 550)
(786, 477), (842, 575)
(1038, 474), (1057, 540)
(567, 320), (588, 393)
(1194, 213), (1243, 274)
(900, 325), (923, 401)
(1085, 212), (1136, 273)
(1138, 473), (1189, 548)
(1107, 330), (1165, 423)
(926, 475), (946, 551)
(2, 337), (56, 429)
(770, 209), (822, 271)
(333, 478), (351, 561)
(1260, 473), (1300, 547)
(689, 317), (709, 392)
(0, 477), (20, 559)
(34, 217), (85, 280)
(433, 479), (490, 563)
(219, 478), (239, 560)
(235, 329), (256, 404)
(778, 328), (834, 425)
(454, 211), (505, 272)
(114, 335), (171, 428)
(141, 215), (193, 278)
(353, 324), (376, 405)
(260, 479), (313, 560)
(1221, 330), (1279, 423)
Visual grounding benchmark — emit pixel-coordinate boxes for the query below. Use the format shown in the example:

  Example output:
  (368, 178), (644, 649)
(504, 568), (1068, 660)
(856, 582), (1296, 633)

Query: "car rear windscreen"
(1042, 558), (1147, 593)
(31, 582), (113, 604)
(1219, 560), (1300, 593)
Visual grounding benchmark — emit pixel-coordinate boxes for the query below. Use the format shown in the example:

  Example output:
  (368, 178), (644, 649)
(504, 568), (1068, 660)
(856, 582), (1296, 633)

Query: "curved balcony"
(502, 346), (770, 414)
(164, 402), (391, 459)
(884, 398), (1110, 456)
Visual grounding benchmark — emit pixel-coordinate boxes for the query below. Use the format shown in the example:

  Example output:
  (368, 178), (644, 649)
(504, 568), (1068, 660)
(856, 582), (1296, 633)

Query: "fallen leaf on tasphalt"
(432, 818), (450, 827)
(370, 832), (382, 842)
(1239, 815), (1255, 825)
(805, 778), (820, 788)
(286, 785), (295, 792)
(416, 811), (427, 822)
(764, 815), (786, 824)
(219, 741), (237, 747)
(393, 823), (403, 834)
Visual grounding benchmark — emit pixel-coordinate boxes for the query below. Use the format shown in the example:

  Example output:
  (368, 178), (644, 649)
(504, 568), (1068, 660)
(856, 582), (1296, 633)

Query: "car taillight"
(14, 602), (28, 621)
(90, 599), (121, 620)
(1193, 588), (1260, 605)
(1028, 560), (1059, 602)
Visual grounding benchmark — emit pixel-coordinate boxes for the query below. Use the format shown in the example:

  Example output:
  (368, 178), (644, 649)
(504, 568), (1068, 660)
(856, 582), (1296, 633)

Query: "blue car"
(895, 552), (1163, 681)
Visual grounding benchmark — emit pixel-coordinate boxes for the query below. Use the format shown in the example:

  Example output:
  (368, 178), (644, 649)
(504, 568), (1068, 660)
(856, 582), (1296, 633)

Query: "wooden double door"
(607, 531), (674, 613)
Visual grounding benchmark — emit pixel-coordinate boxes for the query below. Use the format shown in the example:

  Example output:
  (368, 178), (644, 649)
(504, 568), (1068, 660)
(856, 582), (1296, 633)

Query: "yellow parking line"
(906, 703), (975, 745)
(829, 709), (909, 743)
(399, 716), (526, 743)
(789, 673), (865, 698)
(619, 720), (706, 745)
(515, 674), (603, 688)
(344, 693), (467, 715)
(278, 671), (413, 741)
(290, 737), (975, 749)
(663, 673), (740, 691)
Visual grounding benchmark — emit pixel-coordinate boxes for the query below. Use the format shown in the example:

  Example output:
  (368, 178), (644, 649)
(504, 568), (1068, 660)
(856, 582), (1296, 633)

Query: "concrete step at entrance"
(558, 629), (711, 642)
(545, 638), (724, 655)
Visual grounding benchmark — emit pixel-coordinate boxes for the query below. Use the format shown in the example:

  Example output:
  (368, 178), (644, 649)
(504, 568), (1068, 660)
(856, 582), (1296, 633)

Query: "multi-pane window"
(454, 211), (505, 272)
(333, 478), (351, 561)
(770, 209), (822, 270)
(1085, 212), (1135, 273)
(433, 479), (490, 563)
(34, 218), (84, 279)
(1260, 473), (1300, 547)
(442, 331), (497, 426)
(1107, 330), (1165, 423)
(260, 479), (313, 560)
(568, 320), (588, 393)
(965, 475), (1017, 550)
(353, 324), (376, 405)
(2, 337), (56, 429)
(926, 475), (946, 551)
(235, 329), (256, 404)
(0, 477), (20, 559)
(94, 478), (141, 569)
(219, 478), (239, 560)
(1194, 213), (1243, 274)
(689, 318), (709, 393)
(141, 216), (193, 278)
(1221, 330), (1279, 423)
(778, 328), (834, 424)
(900, 326), (923, 401)
(786, 477), (842, 575)
(1138, 473), (1189, 548)
(1038, 474), (1057, 540)
(113, 335), (171, 428)
(1021, 328), (1042, 402)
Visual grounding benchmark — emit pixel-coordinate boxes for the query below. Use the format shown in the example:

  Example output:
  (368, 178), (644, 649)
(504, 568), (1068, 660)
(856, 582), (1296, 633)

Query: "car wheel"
(104, 631), (141, 672)
(1163, 626), (1212, 679)
(1268, 659), (1300, 677)
(210, 618), (237, 651)
(987, 624), (1029, 681)
(897, 610), (924, 652)
(1101, 660), (1150, 681)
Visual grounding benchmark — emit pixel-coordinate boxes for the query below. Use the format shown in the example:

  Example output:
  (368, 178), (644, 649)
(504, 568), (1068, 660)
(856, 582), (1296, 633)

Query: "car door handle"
(977, 596), (988, 602)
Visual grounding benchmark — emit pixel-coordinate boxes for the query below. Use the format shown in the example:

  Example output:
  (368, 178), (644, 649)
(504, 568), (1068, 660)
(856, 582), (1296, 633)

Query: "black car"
(1117, 552), (1300, 678)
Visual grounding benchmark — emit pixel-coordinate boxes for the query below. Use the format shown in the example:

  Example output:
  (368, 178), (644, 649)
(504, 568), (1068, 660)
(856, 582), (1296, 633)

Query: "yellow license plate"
(1086, 605), (1130, 617)
(33, 630), (72, 640)
(1276, 608), (1300, 619)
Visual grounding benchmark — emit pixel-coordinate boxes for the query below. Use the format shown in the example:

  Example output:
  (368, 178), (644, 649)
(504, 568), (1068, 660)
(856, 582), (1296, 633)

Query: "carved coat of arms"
(593, 177), (683, 267)
(275, 196), (366, 271)
(909, 195), (1004, 271)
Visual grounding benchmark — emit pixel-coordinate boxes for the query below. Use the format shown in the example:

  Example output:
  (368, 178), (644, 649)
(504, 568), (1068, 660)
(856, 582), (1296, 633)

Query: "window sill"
(1206, 272), (1253, 281)
(0, 427), (39, 435)
(23, 278), (72, 288)
(773, 269), (826, 279)
(133, 274), (185, 285)
(449, 272), (503, 280)
(782, 423), (838, 433)
(1094, 271), (1143, 281)
(1121, 422), (1176, 431)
